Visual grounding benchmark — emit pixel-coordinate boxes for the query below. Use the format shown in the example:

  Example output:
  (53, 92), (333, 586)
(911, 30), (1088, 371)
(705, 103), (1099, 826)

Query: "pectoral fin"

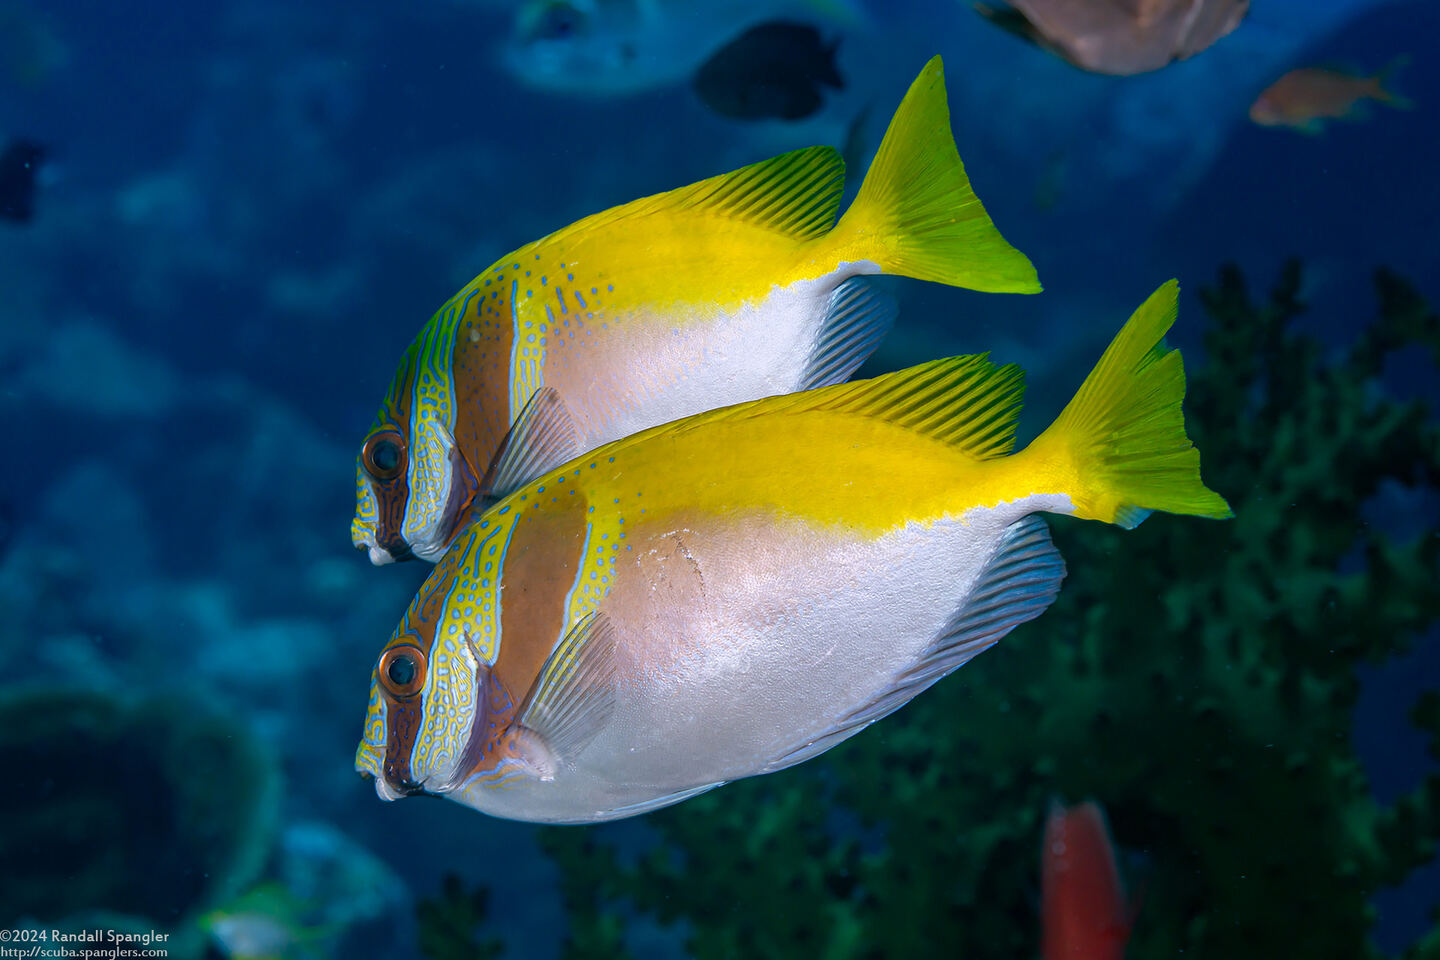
(481, 386), (581, 499)
(515, 612), (619, 770)
(499, 726), (559, 782)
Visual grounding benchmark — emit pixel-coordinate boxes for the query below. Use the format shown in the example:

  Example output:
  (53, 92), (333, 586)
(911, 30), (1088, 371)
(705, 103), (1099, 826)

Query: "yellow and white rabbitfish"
(354, 280), (1230, 824)
(352, 56), (1039, 565)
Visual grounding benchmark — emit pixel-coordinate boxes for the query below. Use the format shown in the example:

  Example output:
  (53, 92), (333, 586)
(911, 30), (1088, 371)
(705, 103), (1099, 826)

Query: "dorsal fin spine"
(656, 354), (1026, 463)
(537, 145), (846, 249)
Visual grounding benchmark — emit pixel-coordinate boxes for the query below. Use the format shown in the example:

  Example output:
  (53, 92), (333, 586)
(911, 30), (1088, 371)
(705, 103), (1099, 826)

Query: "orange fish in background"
(1042, 800), (1134, 960)
(1249, 59), (1413, 133)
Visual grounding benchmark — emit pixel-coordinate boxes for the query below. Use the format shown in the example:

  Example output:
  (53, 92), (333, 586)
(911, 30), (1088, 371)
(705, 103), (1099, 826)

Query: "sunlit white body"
(554, 263), (881, 448)
(455, 499), (1069, 823)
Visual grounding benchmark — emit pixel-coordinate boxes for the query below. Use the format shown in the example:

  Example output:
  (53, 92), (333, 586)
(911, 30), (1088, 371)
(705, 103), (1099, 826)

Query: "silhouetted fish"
(693, 21), (843, 120)
(0, 138), (44, 222)
(974, 0), (1247, 76)
(502, 0), (861, 98)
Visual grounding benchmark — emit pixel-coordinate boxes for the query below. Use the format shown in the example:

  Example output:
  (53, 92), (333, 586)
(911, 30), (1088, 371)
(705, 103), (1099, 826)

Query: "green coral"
(427, 264), (1440, 958)
(418, 873), (505, 960)
(0, 688), (280, 958)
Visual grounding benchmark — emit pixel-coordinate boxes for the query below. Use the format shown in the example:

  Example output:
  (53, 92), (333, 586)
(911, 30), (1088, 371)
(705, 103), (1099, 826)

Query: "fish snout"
(375, 774), (425, 801)
(362, 538), (414, 565)
(1248, 97), (1279, 125)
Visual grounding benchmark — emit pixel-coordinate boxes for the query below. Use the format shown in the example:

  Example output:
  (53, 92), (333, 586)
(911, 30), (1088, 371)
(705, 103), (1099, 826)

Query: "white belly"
(552, 264), (878, 450)
(459, 497), (1064, 822)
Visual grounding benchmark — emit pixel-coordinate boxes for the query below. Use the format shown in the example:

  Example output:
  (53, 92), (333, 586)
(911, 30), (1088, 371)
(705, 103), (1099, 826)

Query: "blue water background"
(1, 0), (1436, 956)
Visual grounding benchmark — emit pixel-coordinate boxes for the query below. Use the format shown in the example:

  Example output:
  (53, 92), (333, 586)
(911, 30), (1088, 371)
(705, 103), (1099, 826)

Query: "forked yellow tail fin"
(834, 56), (1040, 294)
(1031, 280), (1231, 528)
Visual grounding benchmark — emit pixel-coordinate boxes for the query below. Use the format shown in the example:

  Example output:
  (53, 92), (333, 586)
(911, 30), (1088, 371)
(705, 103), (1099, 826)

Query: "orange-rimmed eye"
(379, 645), (427, 699)
(363, 431), (406, 481)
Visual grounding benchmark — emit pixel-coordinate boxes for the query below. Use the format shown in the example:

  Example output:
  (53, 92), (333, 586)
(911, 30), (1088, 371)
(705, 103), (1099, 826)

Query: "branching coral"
(418, 874), (505, 960)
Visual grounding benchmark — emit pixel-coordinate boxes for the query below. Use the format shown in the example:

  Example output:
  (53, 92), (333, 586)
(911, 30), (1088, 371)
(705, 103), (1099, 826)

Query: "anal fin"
(481, 386), (581, 500)
(592, 781), (728, 822)
(907, 514), (1065, 690)
(799, 277), (899, 390)
(762, 514), (1065, 773)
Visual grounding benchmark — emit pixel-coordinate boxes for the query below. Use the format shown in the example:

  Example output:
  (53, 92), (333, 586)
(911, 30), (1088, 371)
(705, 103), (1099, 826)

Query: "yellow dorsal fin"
(539, 145), (847, 247)
(662, 352), (1027, 461)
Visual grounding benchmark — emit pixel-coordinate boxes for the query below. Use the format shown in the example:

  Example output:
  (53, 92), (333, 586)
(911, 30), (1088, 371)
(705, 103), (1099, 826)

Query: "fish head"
(351, 429), (403, 565)
(503, 0), (659, 96)
(353, 337), (480, 565)
(356, 520), (507, 802)
(1248, 90), (1282, 125)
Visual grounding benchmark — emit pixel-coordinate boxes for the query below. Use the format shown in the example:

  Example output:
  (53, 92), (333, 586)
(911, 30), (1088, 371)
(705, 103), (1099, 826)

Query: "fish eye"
(363, 431), (406, 481)
(378, 644), (427, 699)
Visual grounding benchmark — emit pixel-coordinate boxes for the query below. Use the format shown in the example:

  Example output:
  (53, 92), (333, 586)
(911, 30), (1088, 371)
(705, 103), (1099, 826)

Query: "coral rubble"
(0, 689), (279, 955)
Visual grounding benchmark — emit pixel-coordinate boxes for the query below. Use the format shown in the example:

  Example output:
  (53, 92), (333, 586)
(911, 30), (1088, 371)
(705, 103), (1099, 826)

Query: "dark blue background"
(1, 0), (1434, 956)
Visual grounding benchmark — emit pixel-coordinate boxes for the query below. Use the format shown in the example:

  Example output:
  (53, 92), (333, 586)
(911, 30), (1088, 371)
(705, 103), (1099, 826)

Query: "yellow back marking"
(518, 146), (848, 315)
(505, 353), (1036, 538)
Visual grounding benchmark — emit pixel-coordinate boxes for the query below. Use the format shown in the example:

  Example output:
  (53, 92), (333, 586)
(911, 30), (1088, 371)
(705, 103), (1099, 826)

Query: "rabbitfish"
(353, 57), (1039, 565)
(354, 281), (1230, 823)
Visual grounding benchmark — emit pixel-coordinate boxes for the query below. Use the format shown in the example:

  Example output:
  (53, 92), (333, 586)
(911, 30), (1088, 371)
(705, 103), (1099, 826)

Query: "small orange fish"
(1042, 800), (1133, 960)
(1249, 59), (1412, 133)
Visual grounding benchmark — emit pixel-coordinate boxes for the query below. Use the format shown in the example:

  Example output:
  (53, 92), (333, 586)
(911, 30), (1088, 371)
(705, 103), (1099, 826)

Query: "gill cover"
(356, 521), (508, 796)
(357, 625), (486, 799)
(354, 317), (481, 563)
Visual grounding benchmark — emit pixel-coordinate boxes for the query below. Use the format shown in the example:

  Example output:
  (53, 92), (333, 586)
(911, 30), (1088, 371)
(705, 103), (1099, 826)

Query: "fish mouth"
(359, 754), (436, 802)
(356, 757), (424, 801)
(375, 775), (425, 801)
(360, 538), (414, 565)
